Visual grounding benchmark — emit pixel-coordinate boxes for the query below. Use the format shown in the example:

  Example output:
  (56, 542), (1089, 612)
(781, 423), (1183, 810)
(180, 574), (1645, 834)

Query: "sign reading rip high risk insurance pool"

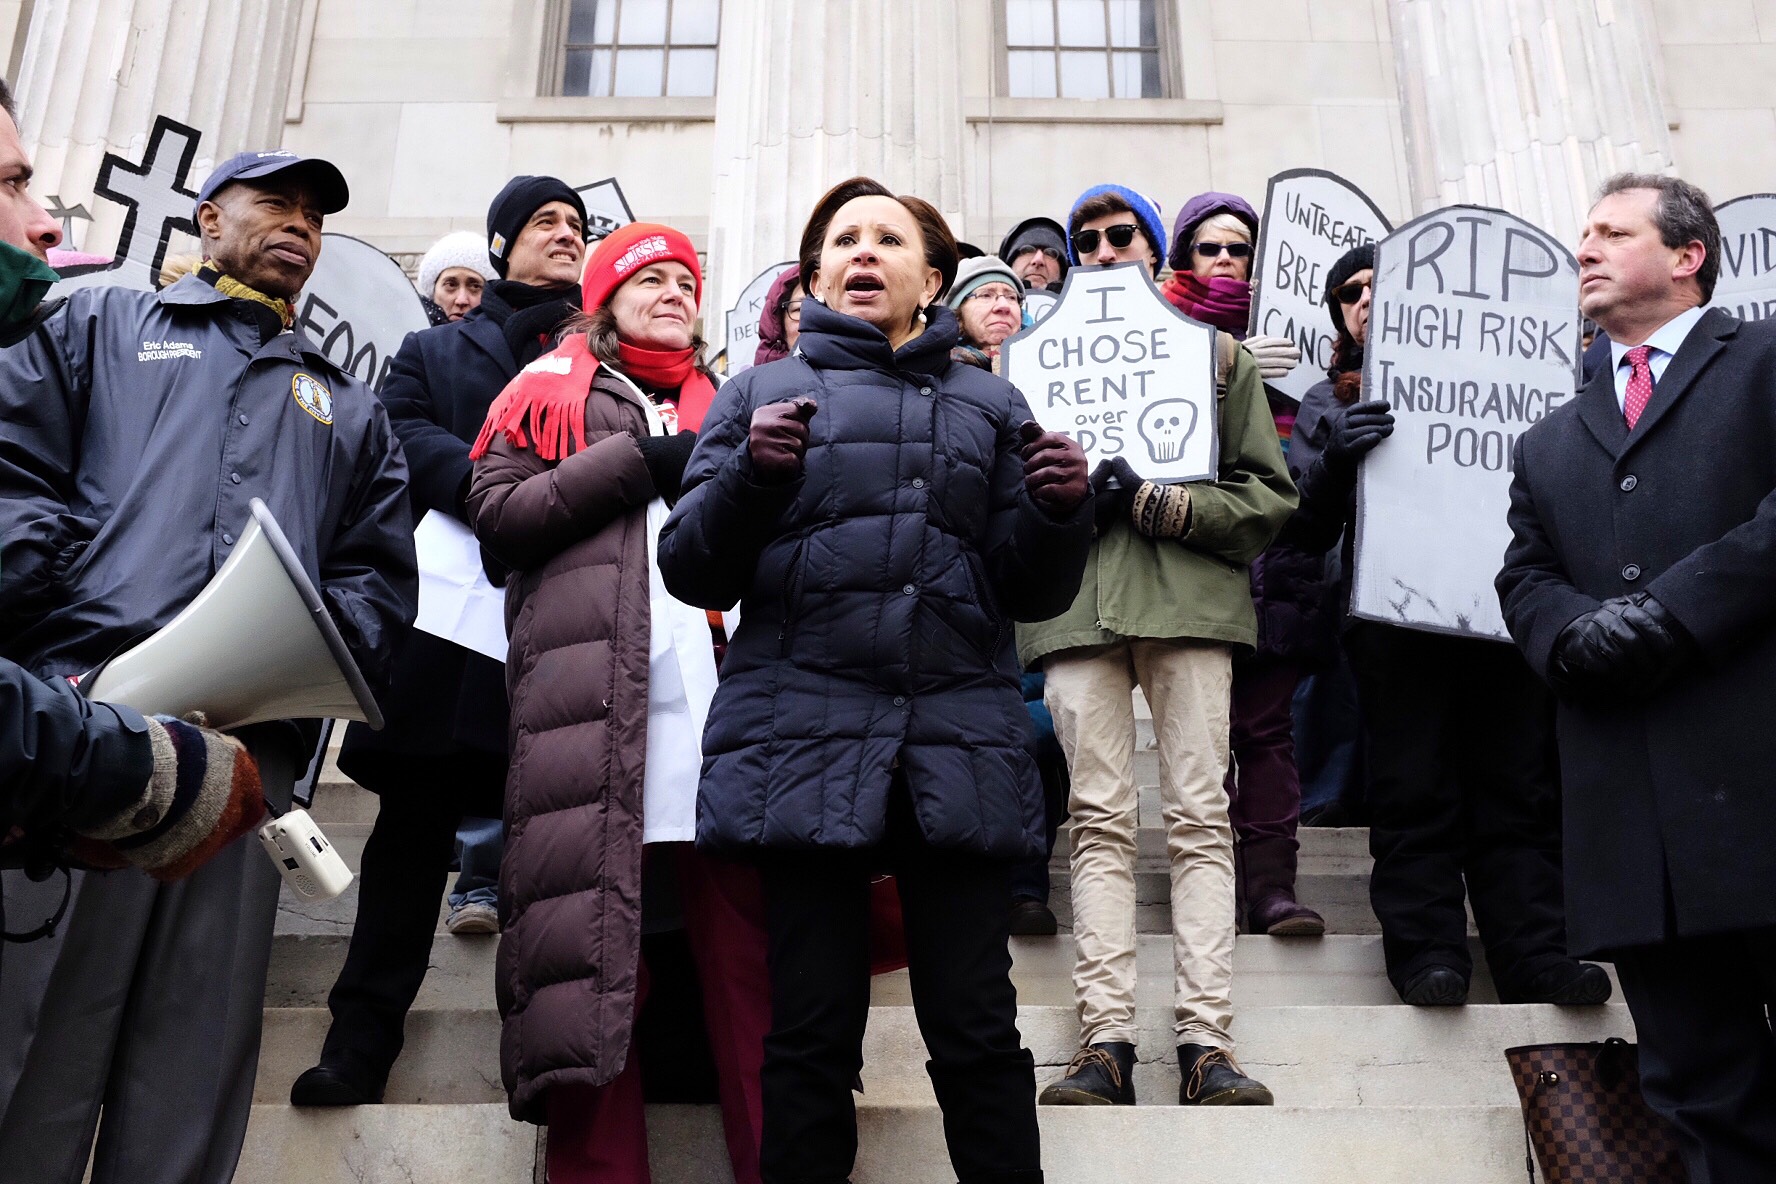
(1250, 169), (1392, 403)
(1001, 261), (1218, 483)
(1353, 206), (1580, 641)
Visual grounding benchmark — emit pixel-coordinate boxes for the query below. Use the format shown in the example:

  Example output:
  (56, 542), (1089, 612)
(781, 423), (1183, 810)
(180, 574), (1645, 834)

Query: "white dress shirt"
(1608, 304), (1707, 413)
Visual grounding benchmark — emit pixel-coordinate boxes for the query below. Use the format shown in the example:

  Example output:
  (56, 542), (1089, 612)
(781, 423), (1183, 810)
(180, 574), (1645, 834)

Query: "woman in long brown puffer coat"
(467, 223), (768, 1184)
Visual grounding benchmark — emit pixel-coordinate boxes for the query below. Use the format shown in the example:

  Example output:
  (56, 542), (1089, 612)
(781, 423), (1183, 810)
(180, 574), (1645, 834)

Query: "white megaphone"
(81, 498), (384, 732)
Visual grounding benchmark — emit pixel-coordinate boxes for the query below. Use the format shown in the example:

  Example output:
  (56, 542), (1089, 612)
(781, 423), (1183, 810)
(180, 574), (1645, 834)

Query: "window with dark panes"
(560, 0), (720, 98)
(1003, 0), (1168, 99)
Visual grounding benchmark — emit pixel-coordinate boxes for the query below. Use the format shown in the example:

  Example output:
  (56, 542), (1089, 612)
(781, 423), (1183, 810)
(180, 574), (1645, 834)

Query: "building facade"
(9, 0), (1772, 341)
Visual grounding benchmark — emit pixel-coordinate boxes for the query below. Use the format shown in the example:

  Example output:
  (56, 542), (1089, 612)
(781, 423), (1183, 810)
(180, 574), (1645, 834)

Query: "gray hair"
(1595, 172), (1720, 302)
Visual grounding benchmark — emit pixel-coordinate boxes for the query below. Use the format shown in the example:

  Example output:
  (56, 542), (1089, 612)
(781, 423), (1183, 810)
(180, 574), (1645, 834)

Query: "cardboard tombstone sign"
(1249, 169), (1392, 402)
(49, 115), (205, 297)
(1353, 206), (1581, 641)
(1709, 194), (1776, 321)
(1002, 261), (1218, 483)
(576, 177), (636, 243)
(297, 234), (431, 391)
(1023, 288), (1059, 325)
(724, 260), (795, 378)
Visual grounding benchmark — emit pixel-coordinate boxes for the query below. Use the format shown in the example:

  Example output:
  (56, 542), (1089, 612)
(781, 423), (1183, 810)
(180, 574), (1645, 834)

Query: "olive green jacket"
(1017, 345), (1297, 664)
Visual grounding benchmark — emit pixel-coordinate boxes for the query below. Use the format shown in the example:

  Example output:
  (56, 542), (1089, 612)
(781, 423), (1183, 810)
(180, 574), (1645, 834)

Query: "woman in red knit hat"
(467, 223), (768, 1184)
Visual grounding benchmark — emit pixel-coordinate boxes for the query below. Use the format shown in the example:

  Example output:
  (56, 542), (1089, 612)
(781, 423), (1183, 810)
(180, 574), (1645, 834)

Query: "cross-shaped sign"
(45, 196), (93, 249)
(92, 115), (203, 280)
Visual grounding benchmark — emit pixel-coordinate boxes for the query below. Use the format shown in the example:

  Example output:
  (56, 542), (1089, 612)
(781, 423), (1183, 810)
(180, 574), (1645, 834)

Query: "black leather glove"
(748, 398), (818, 484)
(636, 431), (698, 503)
(1090, 457), (1140, 534)
(1322, 400), (1395, 472)
(1549, 591), (1696, 701)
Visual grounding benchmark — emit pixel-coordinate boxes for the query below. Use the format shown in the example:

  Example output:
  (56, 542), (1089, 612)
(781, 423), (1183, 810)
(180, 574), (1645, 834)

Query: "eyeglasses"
(1331, 279), (1371, 305)
(1194, 242), (1253, 259)
(783, 299), (804, 322)
(1070, 223), (1141, 256)
(1013, 245), (1062, 263)
(964, 286), (1024, 307)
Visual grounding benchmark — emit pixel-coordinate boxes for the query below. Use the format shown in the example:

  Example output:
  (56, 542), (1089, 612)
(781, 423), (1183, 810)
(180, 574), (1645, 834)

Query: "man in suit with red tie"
(1498, 173), (1776, 1183)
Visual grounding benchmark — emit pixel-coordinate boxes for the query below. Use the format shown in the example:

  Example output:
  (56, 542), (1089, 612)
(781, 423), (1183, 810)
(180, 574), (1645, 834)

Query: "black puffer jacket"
(659, 300), (1093, 858)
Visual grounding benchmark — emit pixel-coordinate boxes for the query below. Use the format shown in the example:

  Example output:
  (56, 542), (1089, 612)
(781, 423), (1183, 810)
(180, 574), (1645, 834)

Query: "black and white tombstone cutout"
(576, 177), (636, 243)
(50, 115), (204, 296)
(1709, 195), (1776, 321)
(724, 260), (794, 378)
(1353, 206), (1580, 641)
(1001, 261), (1218, 483)
(297, 234), (431, 390)
(1249, 169), (1391, 403)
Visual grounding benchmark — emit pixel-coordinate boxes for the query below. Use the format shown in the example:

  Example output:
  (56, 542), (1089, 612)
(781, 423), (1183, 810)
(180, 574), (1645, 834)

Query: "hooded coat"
(1167, 192), (1260, 275)
(658, 300), (1094, 859)
(753, 265), (801, 368)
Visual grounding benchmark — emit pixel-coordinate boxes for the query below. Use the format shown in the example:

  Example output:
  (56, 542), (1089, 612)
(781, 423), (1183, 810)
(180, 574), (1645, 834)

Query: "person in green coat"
(1024, 184), (1297, 1109)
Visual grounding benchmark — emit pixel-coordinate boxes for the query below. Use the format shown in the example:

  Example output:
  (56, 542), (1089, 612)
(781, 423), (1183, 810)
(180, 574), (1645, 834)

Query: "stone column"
(1388, 0), (1674, 245)
(14, 0), (303, 255)
(705, 0), (968, 343)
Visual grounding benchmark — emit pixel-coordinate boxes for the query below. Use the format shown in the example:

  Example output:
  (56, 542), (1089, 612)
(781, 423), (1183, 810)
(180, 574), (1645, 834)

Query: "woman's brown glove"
(748, 398), (818, 484)
(1018, 421), (1089, 516)
(74, 714), (265, 881)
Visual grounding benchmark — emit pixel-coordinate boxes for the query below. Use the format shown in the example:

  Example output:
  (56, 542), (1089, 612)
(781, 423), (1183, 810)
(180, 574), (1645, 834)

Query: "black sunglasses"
(1071, 223), (1141, 255)
(1194, 242), (1253, 259)
(1332, 278), (1371, 305)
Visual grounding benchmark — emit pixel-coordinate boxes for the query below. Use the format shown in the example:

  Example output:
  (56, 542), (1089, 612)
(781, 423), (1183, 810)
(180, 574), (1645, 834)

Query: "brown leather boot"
(1241, 836), (1325, 936)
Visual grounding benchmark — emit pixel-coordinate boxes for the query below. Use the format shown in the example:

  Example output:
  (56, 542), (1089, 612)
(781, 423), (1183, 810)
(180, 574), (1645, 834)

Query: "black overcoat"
(338, 308), (519, 799)
(1497, 307), (1776, 957)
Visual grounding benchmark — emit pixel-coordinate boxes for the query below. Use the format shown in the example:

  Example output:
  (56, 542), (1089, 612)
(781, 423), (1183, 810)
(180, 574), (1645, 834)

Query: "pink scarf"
(1161, 271), (1252, 337)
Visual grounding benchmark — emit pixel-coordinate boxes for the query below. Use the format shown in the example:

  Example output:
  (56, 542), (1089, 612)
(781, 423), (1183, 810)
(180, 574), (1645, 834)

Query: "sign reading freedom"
(298, 233), (431, 392)
(1249, 169), (1391, 403)
(1001, 261), (1217, 484)
(1709, 194), (1776, 322)
(1353, 206), (1580, 641)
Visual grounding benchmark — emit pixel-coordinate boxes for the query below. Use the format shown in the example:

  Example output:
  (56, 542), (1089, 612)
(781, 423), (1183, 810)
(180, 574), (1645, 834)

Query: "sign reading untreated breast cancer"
(1353, 206), (1580, 641)
(1001, 261), (1218, 484)
(1250, 169), (1392, 403)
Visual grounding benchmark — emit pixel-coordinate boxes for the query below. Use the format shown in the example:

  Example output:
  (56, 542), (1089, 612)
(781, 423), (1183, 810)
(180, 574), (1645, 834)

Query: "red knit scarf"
(1161, 271), (1252, 335)
(469, 335), (718, 462)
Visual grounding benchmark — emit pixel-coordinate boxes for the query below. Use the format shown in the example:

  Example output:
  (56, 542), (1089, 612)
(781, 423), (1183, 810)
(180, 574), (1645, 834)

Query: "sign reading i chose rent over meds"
(1001, 261), (1218, 483)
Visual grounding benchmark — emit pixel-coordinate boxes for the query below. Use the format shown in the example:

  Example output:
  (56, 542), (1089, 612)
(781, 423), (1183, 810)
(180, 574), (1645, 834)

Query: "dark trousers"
(1227, 657), (1307, 920)
(1345, 625), (1569, 996)
(759, 805), (1041, 1184)
(1613, 930), (1776, 1184)
(321, 756), (504, 1074)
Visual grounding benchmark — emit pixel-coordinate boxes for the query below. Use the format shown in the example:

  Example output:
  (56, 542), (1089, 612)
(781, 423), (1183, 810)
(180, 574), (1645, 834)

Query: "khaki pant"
(1045, 639), (1236, 1050)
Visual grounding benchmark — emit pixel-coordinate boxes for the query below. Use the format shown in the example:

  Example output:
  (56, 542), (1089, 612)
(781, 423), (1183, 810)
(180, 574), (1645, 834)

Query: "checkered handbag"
(1504, 1039), (1685, 1182)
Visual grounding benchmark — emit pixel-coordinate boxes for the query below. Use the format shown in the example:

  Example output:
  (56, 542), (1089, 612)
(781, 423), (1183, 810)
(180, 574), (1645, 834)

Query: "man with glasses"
(1022, 184), (1297, 1108)
(998, 216), (1070, 293)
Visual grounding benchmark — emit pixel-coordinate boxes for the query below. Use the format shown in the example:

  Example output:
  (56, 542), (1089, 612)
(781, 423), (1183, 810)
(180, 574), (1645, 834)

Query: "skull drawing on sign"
(1137, 399), (1199, 465)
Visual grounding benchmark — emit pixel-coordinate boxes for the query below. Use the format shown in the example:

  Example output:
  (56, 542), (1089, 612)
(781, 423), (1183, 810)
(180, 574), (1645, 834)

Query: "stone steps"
(238, 1101), (1538, 1184)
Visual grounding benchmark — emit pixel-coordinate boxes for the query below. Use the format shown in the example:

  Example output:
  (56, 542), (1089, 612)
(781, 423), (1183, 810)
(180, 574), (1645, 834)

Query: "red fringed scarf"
(469, 335), (719, 462)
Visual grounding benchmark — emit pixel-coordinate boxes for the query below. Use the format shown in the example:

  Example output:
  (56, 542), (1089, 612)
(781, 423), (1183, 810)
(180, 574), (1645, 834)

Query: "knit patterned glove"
(1243, 335), (1302, 381)
(74, 714), (265, 881)
(1130, 480), (1193, 539)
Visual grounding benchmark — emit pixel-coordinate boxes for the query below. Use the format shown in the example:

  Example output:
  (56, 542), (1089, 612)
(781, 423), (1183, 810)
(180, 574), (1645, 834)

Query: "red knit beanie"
(581, 222), (702, 312)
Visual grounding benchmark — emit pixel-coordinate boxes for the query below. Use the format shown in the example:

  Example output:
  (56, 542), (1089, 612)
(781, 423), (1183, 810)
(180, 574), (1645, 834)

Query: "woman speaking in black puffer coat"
(659, 177), (1093, 1184)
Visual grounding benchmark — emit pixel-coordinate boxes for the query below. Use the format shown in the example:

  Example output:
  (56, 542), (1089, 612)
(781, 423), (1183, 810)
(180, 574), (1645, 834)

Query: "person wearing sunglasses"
(1026, 184), (1298, 1109)
(1160, 192), (1327, 941)
(946, 255), (1027, 370)
(998, 216), (1070, 292)
(1287, 243), (1609, 1013)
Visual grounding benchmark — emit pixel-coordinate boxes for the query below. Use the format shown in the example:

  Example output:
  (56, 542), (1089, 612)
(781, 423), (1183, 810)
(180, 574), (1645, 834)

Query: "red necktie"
(1623, 345), (1653, 430)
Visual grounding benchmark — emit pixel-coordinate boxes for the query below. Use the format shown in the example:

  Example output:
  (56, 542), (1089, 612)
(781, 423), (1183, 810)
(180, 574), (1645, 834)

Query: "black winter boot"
(1037, 1042), (1136, 1105)
(1177, 1044), (1274, 1106)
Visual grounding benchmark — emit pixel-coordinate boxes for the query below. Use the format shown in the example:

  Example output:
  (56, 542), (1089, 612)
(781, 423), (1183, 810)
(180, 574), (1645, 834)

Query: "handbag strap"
(1522, 1068), (1560, 1183)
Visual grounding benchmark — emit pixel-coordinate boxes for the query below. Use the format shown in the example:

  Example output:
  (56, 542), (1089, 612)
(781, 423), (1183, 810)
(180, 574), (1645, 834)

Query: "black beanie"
(1323, 242), (1377, 338)
(486, 176), (588, 277)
